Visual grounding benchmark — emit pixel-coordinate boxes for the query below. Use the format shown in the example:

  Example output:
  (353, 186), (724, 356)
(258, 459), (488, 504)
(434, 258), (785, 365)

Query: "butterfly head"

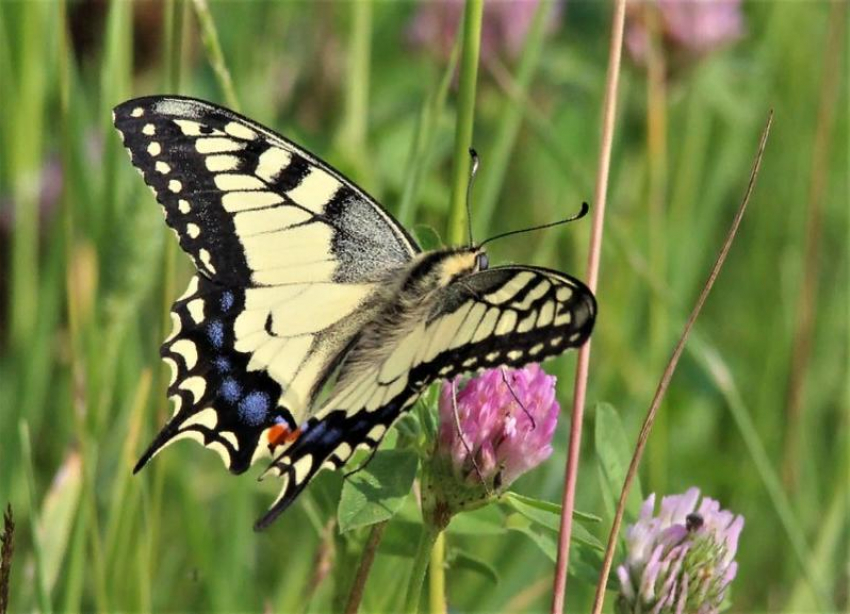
(433, 246), (489, 288)
(475, 251), (489, 271)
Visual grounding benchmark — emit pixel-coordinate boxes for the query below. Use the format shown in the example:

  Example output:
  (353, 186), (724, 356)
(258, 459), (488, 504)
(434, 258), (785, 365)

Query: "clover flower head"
(408, 0), (563, 62)
(437, 364), (560, 491)
(626, 0), (745, 64)
(616, 488), (744, 614)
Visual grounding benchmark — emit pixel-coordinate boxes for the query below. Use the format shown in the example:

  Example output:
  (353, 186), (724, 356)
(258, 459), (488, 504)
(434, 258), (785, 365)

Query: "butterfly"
(113, 96), (596, 530)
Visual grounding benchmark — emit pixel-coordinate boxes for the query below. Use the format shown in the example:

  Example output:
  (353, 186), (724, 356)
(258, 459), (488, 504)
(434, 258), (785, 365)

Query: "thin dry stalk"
(344, 521), (387, 614)
(590, 111), (774, 614)
(551, 0), (627, 611)
(304, 519), (336, 605)
(0, 504), (14, 614)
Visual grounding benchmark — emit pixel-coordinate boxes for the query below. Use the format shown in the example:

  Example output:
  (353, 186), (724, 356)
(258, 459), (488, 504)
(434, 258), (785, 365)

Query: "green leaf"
(412, 224), (444, 251)
(447, 549), (500, 584)
(38, 451), (84, 593)
(502, 493), (604, 551)
(393, 413), (421, 445)
(504, 513), (557, 562)
(503, 492), (601, 523)
(337, 450), (418, 532)
(571, 548), (608, 588)
(415, 386), (440, 443)
(446, 505), (506, 536)
(595, 403), (644, 519)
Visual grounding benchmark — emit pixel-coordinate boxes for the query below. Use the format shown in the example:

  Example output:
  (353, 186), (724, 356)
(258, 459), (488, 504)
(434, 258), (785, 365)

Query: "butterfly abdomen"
(334, 249), (478, 386)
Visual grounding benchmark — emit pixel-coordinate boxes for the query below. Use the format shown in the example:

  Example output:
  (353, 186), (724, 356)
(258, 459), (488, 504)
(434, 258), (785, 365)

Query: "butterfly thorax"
(333, 247), (482, 389)
(401, 248), (481, 294)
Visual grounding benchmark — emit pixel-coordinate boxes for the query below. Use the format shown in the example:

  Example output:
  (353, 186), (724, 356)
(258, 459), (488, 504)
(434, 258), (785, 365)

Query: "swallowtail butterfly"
(113, 96), (596, 529)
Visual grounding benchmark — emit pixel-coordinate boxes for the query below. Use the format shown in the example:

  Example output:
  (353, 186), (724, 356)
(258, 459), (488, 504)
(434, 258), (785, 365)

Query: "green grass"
(0, 1), (847, 613)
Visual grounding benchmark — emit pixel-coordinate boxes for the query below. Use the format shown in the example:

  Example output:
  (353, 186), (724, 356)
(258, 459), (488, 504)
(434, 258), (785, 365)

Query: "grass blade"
(19, 422), (53, 614)
(191, 0), (240, 110)
(689, 334), (831, 610)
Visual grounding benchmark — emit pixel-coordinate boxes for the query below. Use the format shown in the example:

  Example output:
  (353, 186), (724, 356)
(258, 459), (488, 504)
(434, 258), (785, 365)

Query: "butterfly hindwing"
(256, 266), (596, 528)
(141, 274), (296, 474)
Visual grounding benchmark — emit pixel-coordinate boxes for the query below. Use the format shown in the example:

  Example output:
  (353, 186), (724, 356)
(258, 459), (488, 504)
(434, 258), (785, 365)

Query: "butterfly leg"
(342, 444), (380, 479)
(500, 367), (536, 430)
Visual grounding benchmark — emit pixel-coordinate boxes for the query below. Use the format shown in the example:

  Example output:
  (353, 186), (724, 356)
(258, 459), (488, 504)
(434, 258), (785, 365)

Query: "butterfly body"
(113, 96), (596, 529)
(334, 247), (481, 382)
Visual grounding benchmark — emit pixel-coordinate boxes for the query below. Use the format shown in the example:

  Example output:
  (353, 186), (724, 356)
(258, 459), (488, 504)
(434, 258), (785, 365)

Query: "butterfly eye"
(477, 253), (489, 271)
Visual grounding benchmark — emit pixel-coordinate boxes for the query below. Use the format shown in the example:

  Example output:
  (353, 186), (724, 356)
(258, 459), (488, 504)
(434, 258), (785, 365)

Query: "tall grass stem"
(645, 2), (669, 494)
(485, 57), (591, 198)
(551, 0), (626, 610)
(164, 0), (185, 93)
(447, 0), (484, 245)
(341, 0), (372, 154)
(398, 42), (459, 227)
(689, 334), (831, 610)
(474, 1), (548, 238)
(9, 3), (48, 350)
(415, 3), (486, 610)
(191, 0), (240, 111)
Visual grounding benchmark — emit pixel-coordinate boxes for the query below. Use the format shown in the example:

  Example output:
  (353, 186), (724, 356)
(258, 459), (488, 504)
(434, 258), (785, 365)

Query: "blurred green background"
(0, 1), (846, 612)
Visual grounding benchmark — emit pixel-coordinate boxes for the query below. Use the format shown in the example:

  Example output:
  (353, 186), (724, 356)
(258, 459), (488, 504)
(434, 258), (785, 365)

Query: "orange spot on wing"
(267, 424), (301, 452)
(267, 424), (287, 448)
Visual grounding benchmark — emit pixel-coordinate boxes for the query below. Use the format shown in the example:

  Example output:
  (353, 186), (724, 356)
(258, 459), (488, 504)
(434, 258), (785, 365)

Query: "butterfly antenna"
(466, 148), (480, 247)
(343, 445), (380, 479)
(479, 201), (590, 248)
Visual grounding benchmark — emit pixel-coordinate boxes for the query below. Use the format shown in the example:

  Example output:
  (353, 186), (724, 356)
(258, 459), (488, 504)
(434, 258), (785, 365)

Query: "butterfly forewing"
(113, 96), (418, 286)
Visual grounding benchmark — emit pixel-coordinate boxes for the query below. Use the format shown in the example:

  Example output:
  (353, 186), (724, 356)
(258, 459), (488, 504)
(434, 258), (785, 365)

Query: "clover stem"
(404, 523), (442, 613)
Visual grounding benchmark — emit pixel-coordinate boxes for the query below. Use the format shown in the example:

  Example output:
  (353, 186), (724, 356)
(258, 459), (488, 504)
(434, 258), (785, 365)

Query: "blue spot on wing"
(220, 377), (242, 403)
(300, 420), (342, 447)
(221, 291), (234, 312)
(214, 356), (231, 373)
(239, 391), (270, 426)
(319, 426), (342, 446)
(207, 320), (225, 348)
